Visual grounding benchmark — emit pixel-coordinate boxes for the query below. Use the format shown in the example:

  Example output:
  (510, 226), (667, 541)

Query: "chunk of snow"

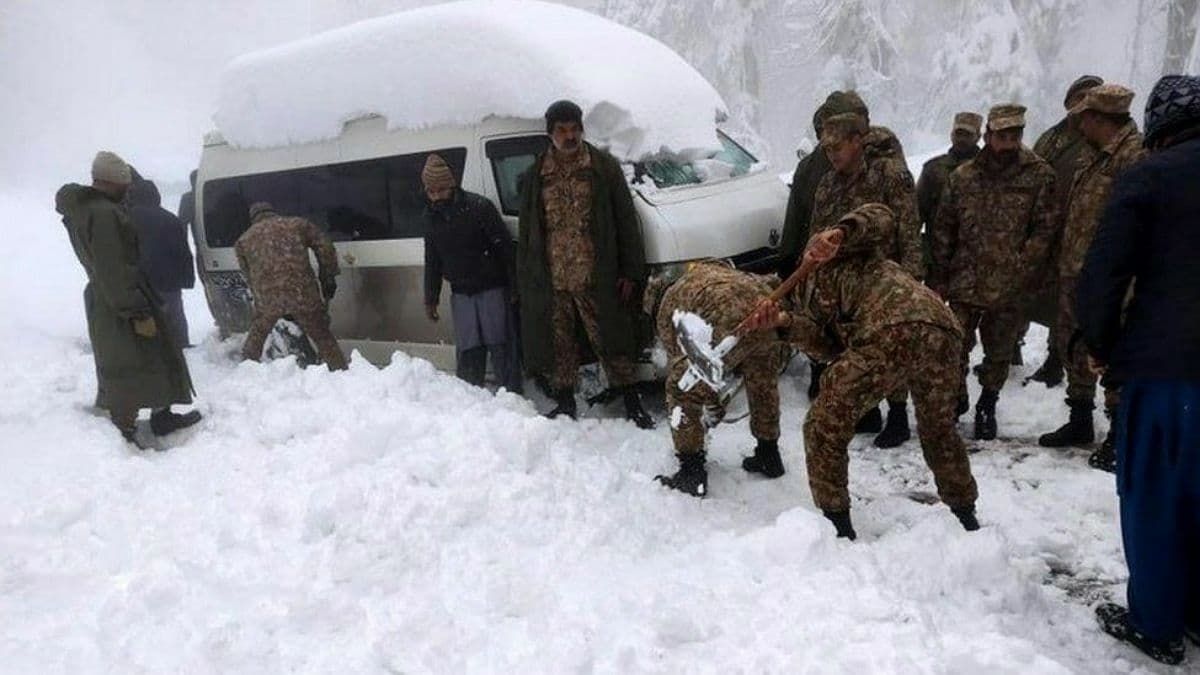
(213, 0), (727, 161)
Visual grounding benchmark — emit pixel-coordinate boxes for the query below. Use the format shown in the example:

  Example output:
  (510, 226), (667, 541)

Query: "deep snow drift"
(0, 194), (1181, 673)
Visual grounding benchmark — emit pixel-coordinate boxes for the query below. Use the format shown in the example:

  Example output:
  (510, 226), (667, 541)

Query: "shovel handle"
(733, 255), (820, 334)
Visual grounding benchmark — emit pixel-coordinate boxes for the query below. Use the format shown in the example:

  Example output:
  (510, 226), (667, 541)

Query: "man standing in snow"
(742, 204), (979, 540)
(646, 261), (785, 497)
(128, 178), (194, 349)
(421, 153), (521, 392)
(916, 112), (982, 255)
(809, 112), (923, 449)
(516, 99), (653, 429)
(1081, 74), (1200, 667)
(929, 104), (1057, 441)
(1025, 75), (1105, 387)
(1037, 84), (1146, 470)
(55, 151), (200, 447)
(236, 202), (348, 371)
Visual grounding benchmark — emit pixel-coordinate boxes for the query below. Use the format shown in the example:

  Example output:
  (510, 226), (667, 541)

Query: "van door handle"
(343, 253), (356, 266)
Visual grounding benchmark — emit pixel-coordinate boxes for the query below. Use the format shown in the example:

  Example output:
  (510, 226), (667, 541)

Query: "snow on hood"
(213, 0), (729, 161)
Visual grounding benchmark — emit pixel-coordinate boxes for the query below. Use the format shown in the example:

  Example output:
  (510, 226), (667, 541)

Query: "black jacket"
(1077, 133), (1200, 382)
(129, 179), (195, 293)
(423, 189), (514, 305)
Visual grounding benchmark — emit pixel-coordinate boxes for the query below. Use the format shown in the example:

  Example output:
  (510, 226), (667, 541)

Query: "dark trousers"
(1115, 379), (1200, 642)
(160, 289), (190, 349)
(456, 343), (522, 392)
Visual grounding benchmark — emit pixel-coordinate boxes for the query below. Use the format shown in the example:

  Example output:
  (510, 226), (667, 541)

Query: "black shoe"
(854, 406), (883, 434)
(1089, 406), (1117, 472)
(823, 510), (857, 540)
(1011, 345), (1024, 366)
(149, 409), (202, 436)
(874, 402), (911, 448)
(656, 453), (708, 497)
(623, 388), (655, 430)
(807, 361), (826, 402)
(1038, 398), (1095, 448)
(1025, 354), (1064, 387)
(951, 505), (980, 531)
(742, 438), (785, 478)
(973, 389), (998, 441)
(956, 392), (970, 418)
(1185, 625), (1199, 647)
(1096, 603), (1185, 666)
(546, 390), (578, 420)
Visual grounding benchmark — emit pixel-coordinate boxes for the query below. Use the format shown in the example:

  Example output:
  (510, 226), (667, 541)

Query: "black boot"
(956, 391), (970, 418)
(807, 361), (826, 402)
(1096, 603), (1185, 666)
(546, 389), (577, 420)
(1026, 351), (1064, 387)
(1011, 340), (1024, 366)
(1038, 398), (1095, 448)
(874, 401), (911, 448)
(951, 505), (981, 531)
(656, 453), (708, 497)
(854, 406), (883, 434)
(1088, 406), (1117, 472)
(823, 510), (857, 540)
(623, 387), (655, 429)
(973, 389), (998, 441)
(149, 409), (202, 436)
(742, 438), (785, 478)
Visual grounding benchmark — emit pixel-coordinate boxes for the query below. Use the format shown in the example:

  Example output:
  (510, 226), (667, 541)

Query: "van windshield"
(635, 131), (758, 189)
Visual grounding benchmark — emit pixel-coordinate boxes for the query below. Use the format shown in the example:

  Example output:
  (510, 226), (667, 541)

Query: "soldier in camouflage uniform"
(1025, 75), (1105, 386)
(744, 204), (979, 540)
(1037, 84), (1146, 471)
(917, 112), (982, 260)
(646, 261), (785, 497)
(811, 112), (923, 448)
(930, 104), (1058, 441)
(236, 202), (348, 371)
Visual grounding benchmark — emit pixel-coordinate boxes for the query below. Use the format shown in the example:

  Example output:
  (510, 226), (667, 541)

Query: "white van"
(193, 1), (787, 370)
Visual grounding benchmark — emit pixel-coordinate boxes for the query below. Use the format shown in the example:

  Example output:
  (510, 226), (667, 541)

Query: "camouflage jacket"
(1033, 118), (1095, 224)
(541, 147), (595, 292)
(1058, 122), (1146, 278)
(778, 149), (832, 276)
(810, 157), (924, 279)
(787, 211), (961, 362)
(916, 146), (978, 226)
(235, 215), (339, 316)
(929, 147), (1057, 307)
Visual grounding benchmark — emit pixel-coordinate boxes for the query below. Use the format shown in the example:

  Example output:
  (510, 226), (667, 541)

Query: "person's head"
(1142, 74), (1200, 151)
(984, 104), (1026, 156)
(950, 111), (983, 152)
(1064, 75), (1104, 111)
(421, 153), (457, 204)
(544, 99), (584, 155)
(1069, 84), (1135, 148)
(90, 151), (133, 200)
(248, 201), (277, 223)
(821, 113), (867, 174)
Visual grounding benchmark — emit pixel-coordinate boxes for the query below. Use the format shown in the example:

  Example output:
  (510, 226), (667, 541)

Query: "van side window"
(485, 136), (549, 216)
(201, 147), (468, 247)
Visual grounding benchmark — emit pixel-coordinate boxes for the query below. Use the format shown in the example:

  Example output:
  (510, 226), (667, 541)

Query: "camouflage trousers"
(1057, 277), (1120, 409)
(951, 302), (1023, 394)
(551, 291), (636, 391)
(664, 332), (781, 455)
(243, 309), (348, 371)
(804, 323), (978, 513)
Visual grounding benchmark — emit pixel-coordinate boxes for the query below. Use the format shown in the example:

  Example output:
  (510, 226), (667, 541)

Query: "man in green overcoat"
(55, 151), (200, 447)
(516, 100), (653, 428)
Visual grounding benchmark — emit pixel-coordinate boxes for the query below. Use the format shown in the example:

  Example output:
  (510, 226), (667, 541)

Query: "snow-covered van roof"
(213, 0), (729, 161)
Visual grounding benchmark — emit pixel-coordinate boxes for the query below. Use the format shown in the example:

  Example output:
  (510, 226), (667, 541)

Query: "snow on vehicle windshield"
(214, 0), (727, 163)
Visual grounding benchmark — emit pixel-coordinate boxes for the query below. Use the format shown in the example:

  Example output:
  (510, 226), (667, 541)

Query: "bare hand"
(616, 278), (637, 304)
(737, 299), (783, 335)
(425, 304), (439, 322)
(1088, 356), (1107, 376)
(132, 316), (158, 338)
(803, 228), (845, 265)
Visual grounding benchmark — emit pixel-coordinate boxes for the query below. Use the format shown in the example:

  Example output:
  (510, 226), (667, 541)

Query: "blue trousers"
(1115, 379), (1200, 642)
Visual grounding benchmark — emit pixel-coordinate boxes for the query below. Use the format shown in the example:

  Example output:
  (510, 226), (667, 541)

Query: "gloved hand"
(132, 316), (158, 338)
(321, 278), (337, 300)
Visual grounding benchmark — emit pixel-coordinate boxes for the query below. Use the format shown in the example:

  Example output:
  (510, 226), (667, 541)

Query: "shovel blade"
(673, 311), (730, 391)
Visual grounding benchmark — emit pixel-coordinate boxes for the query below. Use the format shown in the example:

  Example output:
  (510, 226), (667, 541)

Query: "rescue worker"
(516, 99), (653, 429)
(648, 261), (785, 497)
(930, 104), (1057, 440)
(743, 204), (979, 539)
(1037, 84), (1146, 471)
(916, 112), (982, 260)
(236, 202), (348, 371)
(55, 151), (199, 447)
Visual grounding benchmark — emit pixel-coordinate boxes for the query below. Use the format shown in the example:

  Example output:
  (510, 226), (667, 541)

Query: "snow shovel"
(673, 255), (820, 391)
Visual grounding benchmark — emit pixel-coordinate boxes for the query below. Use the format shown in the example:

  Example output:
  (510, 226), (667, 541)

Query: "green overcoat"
(516, 143), (646, 378)
(55, 184), (194, 411)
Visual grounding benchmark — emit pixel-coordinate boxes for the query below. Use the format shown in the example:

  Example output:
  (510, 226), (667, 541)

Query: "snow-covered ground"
(0, 192), (1183, 673)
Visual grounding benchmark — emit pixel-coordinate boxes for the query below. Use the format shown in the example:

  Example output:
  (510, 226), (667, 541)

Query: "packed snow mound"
(213, 0), (728, 161)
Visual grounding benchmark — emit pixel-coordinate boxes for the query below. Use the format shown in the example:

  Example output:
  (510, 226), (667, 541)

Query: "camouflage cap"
(986, 104), (1027, 131)
(642, 266), (685, 317)
(820, 112), (869, 146)
(952, 112), (983, 135)
(248, 201), (277, 222)
(1064, 75), (1104, 108)
(1068, 83), (1135, 117)
(814, 90), (869, 134)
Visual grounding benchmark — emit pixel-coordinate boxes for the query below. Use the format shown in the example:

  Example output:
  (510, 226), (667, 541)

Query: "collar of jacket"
(1098, 121), (1140, 158)
(542, 143), (593, 176)
(975, 145), (1033, 175)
